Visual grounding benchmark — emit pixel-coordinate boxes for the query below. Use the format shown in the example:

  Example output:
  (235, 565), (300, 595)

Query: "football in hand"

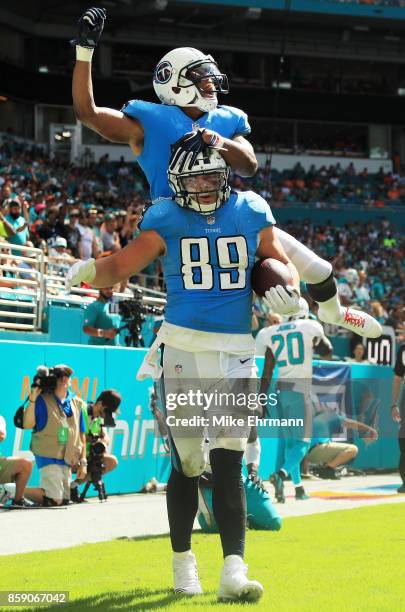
(251, 258), (293, 297)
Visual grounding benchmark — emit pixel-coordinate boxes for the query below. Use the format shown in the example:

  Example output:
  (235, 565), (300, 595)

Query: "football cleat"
(173, 551), (203, 595)
(318, 307), (382, 339)
(270, 472), (285, 503)
(295, 487), (310, 501)
(218, 555), (263, 602)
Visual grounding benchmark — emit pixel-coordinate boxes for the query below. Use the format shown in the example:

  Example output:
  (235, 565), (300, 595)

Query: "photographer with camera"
(83, 287), (120, 346)
(22, 365), (87, 506)
(70, 389), (121, 502)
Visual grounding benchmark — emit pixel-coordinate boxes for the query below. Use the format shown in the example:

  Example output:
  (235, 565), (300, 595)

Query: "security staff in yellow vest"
(23, 365), (87, 506)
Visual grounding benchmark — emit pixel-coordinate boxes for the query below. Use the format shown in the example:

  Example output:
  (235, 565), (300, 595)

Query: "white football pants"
(161, 346), (258, 477)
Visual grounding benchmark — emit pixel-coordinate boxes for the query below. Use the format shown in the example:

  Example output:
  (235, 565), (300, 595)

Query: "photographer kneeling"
(70, 389), (121, 503)
(0, 414), (33, 508)
(23, 365), (87, 506)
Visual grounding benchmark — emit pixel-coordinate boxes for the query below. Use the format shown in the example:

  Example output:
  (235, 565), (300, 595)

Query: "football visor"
(181, 172), (223, 193)
(178, 60), (229, 95)
(178, 170), (229, 215)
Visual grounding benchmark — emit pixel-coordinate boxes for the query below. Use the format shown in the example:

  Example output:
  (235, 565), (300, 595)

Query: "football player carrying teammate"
(67, 139), (299, 601)
(72, 8), (381, 338)
(71, 7), (382, 337)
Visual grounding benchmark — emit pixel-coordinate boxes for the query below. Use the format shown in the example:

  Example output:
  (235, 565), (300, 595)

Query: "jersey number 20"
(271, 332), (305, 366)
(181, 236), (248, 290)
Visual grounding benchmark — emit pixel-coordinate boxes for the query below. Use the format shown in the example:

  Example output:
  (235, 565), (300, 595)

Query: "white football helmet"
(287, 297), (310, 321)
(153, 47), (229, 113)
(168, 147), (230, 215)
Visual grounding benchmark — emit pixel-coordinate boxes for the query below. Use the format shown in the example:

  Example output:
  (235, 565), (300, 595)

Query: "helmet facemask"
(153, 48), (229, 112)
(168, 148), (231, 216)
(177, 59), (229, 112)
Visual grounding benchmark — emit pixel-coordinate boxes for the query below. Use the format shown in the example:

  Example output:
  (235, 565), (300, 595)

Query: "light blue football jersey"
(139, 191), (275, 334)
(122, 100), (250, 202)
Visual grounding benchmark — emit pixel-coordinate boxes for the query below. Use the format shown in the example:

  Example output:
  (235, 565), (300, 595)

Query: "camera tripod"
(80, 473), (108, 502)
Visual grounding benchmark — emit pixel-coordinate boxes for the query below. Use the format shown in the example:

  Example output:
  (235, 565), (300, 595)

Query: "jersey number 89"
(181, 236), (248, 290)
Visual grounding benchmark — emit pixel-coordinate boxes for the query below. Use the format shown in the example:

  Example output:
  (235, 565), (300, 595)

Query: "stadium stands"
(1, 134), (403, 348)
(239, 161), (405, 208)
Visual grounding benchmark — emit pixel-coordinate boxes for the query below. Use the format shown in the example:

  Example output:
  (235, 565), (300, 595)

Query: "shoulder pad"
(138, 201), (154, 228)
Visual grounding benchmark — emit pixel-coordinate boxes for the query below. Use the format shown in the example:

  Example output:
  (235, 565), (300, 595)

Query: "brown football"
(251, 258), (293, 297)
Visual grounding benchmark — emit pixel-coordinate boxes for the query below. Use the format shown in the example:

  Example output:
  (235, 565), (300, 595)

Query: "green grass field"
(1, 504), (404, 611)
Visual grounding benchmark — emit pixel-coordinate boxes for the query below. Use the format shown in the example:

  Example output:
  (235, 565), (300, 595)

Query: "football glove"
(264, 285), (301, 315)
(247, 471), (265, 490)
(71, 7), (107, 49)
(169, 130), (207, 174)
(66, 258), (96, 291)
(169, 128), (224, 175)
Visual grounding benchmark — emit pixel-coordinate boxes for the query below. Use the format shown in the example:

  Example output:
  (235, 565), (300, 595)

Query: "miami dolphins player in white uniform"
(71, 7), (382, 338)
(256, 301), (332, 502)
(67, 137), (302, 601)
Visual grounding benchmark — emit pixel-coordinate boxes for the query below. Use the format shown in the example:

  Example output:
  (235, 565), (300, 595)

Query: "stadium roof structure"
(3, 0), (405, 37)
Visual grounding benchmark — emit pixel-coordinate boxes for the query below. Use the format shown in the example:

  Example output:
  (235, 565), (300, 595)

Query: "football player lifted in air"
(72, 8), (381, 338)
(67, 139), (301, 601)
(71, 7), (382, 337)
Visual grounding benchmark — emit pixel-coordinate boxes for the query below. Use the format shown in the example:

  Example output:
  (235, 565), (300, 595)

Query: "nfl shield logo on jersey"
(207, 216), (215, 225)
(175, 364), (183, 374)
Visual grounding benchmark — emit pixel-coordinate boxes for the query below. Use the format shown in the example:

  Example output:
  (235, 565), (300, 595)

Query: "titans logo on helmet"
(154, 60), (173, 84)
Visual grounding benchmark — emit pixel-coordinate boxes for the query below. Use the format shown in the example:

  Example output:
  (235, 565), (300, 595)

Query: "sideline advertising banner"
(0, 342), (397, 495)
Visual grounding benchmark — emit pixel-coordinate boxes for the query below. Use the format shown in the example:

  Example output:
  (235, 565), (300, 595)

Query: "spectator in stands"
(353, 270), (371, 307)
(0, 207), (26, 241)
(370, 277), (385, 301)
(83, 287), (120, 346)
(100, 213), (121, 254)
(386, 305), (405, 335)
(48, 236), (75, 276)
(370, 301), (387, 325)
(78, 209), (100, 261)
(22, 364), (87, 506)
(117, 206), (140, 248)
(3, 198), (28, 247)
(345, 342), (371, 364)
(59, 208), (81, 258)
(307, 412), (378, 479)
(37, 205), (63, 244)
(0, 412), (34, 507)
